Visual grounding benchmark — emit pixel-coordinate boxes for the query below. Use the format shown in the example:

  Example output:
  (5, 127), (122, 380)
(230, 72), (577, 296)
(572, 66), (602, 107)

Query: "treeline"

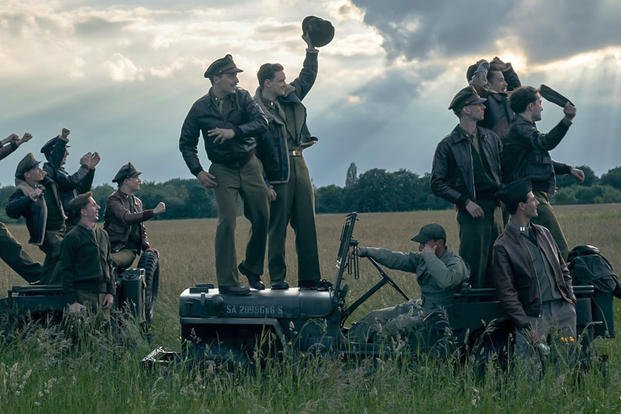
(1, 165), (620, 222)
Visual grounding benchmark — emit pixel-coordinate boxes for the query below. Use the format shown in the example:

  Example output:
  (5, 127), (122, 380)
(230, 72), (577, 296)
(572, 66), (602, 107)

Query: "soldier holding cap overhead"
(503, 86), (583, 260)
(492, 179), (576, 357)
(6, 152), (67, 284)
(253, 18), (332, 291)
(40, 127), (100, 212)
(104, 162), (165, 269)
(179, 53), (269, 295)
(347, 223), (469, 344)
(431, 86), (503, 288)
(0, 132), (43, 283)
(57, 192), (115, 314)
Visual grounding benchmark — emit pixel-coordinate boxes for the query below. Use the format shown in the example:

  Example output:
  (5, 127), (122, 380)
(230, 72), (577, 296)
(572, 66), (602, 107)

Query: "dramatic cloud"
(352, 0), (621, 64)
(0, 0), (619, 187)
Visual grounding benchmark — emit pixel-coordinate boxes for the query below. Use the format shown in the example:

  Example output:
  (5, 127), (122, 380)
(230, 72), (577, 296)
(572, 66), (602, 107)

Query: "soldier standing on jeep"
(179, 54), (269, 296)
(254, 33), (327, 291)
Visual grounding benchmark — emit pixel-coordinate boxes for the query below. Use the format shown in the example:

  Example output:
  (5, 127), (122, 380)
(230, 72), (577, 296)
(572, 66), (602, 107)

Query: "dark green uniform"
(57, 223), (115, 312)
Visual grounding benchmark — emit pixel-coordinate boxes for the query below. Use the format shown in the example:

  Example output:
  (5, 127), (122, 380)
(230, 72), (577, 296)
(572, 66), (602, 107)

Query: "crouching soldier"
(57, 192), (115, 314)
(348, 223), (470, 344)
(6, 153), (66, 283)
(104, 162), (165, 269)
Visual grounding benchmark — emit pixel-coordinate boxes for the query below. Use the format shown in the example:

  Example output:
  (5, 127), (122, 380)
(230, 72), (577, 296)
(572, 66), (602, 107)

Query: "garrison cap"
(302, 16), (335, 47)
(15, 153), (41, 179)
(495, 179), (532, 207)
(112, 162), (141, 184)
(411, 223), (447, 243)
(40, 136), (69, 156)
(204, 54), (243, 78)
(449, 86), (487, 112)
(68, 191), (94, 213)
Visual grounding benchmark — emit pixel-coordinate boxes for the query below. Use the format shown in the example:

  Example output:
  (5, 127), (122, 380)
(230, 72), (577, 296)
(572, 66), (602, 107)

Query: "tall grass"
(1, 204), (620, 412)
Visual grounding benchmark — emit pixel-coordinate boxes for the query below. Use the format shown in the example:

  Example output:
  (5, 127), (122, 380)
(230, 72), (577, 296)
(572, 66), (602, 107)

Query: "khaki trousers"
(531, 191), (569, 260)
(268, 155), (320, 284)
(209, 155), (269, 288)
(0, 221), (42, 283)
(111, 249), (138, 269)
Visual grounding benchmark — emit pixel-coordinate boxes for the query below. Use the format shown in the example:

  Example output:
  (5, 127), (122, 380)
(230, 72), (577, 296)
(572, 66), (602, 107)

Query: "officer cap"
(112, 162), (141, 184)
(302, 16), (335, 47)
(411, 223), (447, 243)
(15, 153), (41, 179)
(448, 86), (487, 112)
(495, 179), (532, 208)
(204, 54), (243, 79)
(40, 136), (69, 156)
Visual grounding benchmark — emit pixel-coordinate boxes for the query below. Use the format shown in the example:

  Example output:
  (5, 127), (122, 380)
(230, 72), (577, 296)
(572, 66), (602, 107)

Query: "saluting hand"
(208, 128), (235, 144)
(61, 128), (70, 139)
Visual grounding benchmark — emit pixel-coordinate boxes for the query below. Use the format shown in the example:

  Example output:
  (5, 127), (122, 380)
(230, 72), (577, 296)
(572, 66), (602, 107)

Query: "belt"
(289, 149), (302, 157)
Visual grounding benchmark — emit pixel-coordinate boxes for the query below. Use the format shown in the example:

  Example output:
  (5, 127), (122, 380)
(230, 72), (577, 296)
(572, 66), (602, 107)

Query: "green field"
(1, 204), (620, 413)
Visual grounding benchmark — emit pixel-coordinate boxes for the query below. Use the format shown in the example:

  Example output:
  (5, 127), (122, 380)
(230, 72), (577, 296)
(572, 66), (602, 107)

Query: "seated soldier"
(40, 127), (100, 212)
(6, 153), (66, 283)
(348, 223), (470, 344)
(57, 192), (114, 314)
(492, 179), (576, 358)
(104, 162), (165, 269)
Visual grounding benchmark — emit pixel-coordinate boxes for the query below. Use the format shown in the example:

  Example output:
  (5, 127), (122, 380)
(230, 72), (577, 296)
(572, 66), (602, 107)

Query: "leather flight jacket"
(492, 223), (576, 329)
(502, 115), (572, 195)
(179, 87), (268, 174)
(104, 190), (152, 252)
(255, 50), (319, 184)
(431, 125), (503, 209)
(42, 135), (95, 211)
(6, 177), (66, 246)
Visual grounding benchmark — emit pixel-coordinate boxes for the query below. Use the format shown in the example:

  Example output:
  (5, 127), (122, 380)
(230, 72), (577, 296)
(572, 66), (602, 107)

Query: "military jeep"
(152, 212), (615, 367)
(0, 250), (160, 329)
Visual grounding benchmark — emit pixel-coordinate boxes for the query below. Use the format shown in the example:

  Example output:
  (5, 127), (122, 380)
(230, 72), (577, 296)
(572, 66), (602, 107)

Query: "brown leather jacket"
(103, 190), (153, 252)
(491, 222), (575, 329)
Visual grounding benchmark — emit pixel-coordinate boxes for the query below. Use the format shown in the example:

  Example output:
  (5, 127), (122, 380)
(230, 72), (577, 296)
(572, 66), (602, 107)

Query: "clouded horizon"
(2, 0), (620, 188)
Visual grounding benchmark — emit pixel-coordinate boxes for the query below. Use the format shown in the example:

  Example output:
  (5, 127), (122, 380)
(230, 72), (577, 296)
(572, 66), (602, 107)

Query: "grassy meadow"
(1, 204), (621, 413)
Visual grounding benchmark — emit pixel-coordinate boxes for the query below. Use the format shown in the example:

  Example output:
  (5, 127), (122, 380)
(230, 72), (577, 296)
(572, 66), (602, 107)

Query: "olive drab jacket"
(179, 87), (268, 173)
(358, 247), (470, 314)
(6, 177), (66, 246)
(57, 223), (115, 302)
(431, 126), (503, 209)
(491, 223), (576, 329)
(255, 50), (319, 184)
(104, 190), (152, 253)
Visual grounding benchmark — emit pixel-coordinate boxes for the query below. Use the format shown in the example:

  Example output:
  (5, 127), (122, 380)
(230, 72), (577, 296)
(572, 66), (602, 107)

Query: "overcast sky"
(1, 0), (620, 188)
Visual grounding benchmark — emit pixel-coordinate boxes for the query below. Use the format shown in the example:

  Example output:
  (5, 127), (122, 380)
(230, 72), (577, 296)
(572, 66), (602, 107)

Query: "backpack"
(568, 245), (621, 337)
(568, 245), (621, 296)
